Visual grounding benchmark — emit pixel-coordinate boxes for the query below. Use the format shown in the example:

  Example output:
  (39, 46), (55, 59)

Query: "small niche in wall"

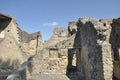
(10, 41), (12, 44)
(69, 43), (71, 45)
(103, 23), (106, 27)
(19, 45), (21, 48)
(18, 40), (21, 42)
(7, 30), (10, 32)
(49, 48), (58, 58)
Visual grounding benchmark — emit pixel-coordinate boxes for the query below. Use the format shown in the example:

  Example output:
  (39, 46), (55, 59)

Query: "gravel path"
(29, 71), (83, 80)
(29, 74), (70, 80)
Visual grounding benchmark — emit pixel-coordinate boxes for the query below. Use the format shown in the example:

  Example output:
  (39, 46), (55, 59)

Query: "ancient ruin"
(0, 13), (120, 80)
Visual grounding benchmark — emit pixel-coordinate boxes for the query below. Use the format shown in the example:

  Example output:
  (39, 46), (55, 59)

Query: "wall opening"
(67, 48), (77, 73)
(49, 48), (59, 58)
(103, 23), (106, 27)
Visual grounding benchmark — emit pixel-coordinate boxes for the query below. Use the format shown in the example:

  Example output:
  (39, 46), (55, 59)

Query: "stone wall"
(44, 28), (68, 48)
(52, 28), (68, 38)
(29, 26), (78, 76)
(68, 21), (77, 36)
(18, 29), (42, 43)
(1, 13), (120, 80)
(111, 18), (120, 80)
(77, 17), (113, 80)
(20, 31), (43, 55)
(0, 13), (43, 79)
(0, 14), (23, 70)
(100, 18), (120, 80)
(30, 27), (77, 75)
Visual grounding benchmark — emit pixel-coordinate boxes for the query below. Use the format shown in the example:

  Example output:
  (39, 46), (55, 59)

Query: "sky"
(0, 0), (120, 40)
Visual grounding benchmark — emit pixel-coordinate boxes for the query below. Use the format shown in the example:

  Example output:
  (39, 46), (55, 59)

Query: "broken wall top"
(68, 21), (77, 35)
(51, 28), (68, 38)
(110, 18), (120, 48)
(0, 13), (12, 20)
(18, 29), (42, 43)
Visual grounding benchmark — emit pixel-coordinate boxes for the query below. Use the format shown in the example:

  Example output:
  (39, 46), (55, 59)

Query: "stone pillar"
(77, 17), (113, 80)
(111, 18), (120, 79)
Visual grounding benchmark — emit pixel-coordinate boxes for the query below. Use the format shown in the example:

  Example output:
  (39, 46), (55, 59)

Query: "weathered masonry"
(110, 18), (120, 80)
(0, 13), (22, 67)
(75, 17), (120, 80)
(0, 13), (23, 80)
(0, 13), (43, 80)
(0, 13), (120, 80)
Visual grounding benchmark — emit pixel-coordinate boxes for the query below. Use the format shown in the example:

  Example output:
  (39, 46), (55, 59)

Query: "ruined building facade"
(0, 13), (120, 80)
(0, 13), (43, 79)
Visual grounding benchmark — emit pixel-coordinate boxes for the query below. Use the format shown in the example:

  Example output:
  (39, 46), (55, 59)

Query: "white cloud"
(43, 22), (58, 26)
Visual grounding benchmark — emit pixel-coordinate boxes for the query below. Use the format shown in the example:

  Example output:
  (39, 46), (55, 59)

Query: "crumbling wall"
(68, 21), (77, 36)
(0, 14), (44, 79)
(110, 18), (120, 79)
(0, 14), (23, 69)
(19, 31), (43, 55)
(44, 28), (68, 48)
(40, 28), (69, 74)
(19, 29), (42, 43)
(31, 28), (77, 74)
(52, 28), (68, 38)
(100, 18), (120, 80)
(77, 17), (113, 80)
(2, 13), (120, 80)
(27, 28), (69, 75)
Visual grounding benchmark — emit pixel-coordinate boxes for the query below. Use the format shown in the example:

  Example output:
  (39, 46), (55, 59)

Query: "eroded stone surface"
(0, 13), (120, 80)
